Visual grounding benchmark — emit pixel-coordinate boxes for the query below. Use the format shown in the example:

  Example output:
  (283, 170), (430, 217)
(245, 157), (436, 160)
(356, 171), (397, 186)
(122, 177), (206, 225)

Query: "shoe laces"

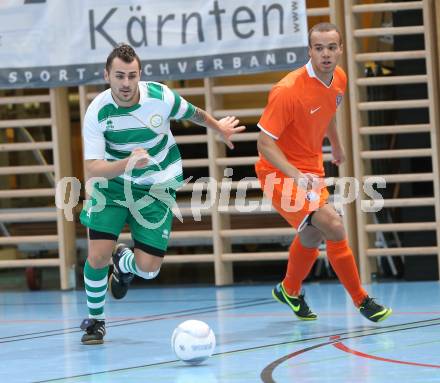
(80, 318), (105, 334)
(361, 296), (380, 310)
(296, 290), (307, 302)
(295, 292), (312, 310)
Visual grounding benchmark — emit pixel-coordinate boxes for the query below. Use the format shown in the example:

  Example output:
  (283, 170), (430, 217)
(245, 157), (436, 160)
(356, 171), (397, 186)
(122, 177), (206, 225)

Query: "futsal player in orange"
(255, 22), (392, 322)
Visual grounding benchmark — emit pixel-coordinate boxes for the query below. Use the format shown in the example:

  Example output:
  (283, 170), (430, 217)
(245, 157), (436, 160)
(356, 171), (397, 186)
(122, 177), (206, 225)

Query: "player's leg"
(109, 240), (165, 299)
(109, 187), (174, 298)
(311, 205), (392, 322)
(283, 223), (324, 296)
(310, 204), (367, 305)
(80, 232), (116, 344)
(256, 165), (326, 320)
(273, 224), (323, 320)
(79, 181), (128, 343)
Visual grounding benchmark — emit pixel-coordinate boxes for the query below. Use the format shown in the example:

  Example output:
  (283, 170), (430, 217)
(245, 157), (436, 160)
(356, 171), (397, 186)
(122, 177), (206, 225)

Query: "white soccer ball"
(171, 320), (216, 365)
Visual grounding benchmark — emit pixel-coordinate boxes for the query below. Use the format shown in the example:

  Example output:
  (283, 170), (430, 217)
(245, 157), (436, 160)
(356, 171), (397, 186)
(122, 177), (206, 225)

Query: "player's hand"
(217, 116), (246, 149)
(331, 145), (346, 166)
(130, 147), (149, 169)
(297, 172), (319, 191)
(297, 173), (323, 202)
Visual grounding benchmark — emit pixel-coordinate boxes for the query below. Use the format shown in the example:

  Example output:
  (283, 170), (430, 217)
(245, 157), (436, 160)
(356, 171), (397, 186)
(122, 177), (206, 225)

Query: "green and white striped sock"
(83, 260), (108, 320)
(118, 248), (160, 280)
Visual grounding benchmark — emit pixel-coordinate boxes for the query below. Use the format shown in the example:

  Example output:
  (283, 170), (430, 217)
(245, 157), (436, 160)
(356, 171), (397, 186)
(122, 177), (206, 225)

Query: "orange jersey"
(257, 61), (347, 176)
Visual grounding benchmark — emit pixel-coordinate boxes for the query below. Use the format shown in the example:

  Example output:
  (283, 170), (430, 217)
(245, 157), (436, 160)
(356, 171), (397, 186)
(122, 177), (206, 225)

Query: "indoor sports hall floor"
(1, 281), (439, 382)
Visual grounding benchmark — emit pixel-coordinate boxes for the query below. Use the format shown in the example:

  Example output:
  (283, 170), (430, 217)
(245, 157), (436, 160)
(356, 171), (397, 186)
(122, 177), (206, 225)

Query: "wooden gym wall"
(0, 0), (439, 288)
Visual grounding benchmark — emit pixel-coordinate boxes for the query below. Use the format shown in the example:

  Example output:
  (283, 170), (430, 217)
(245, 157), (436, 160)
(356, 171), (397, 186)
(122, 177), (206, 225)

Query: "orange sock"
(326, 239), (368, 307)
(282, 236), (320, 296)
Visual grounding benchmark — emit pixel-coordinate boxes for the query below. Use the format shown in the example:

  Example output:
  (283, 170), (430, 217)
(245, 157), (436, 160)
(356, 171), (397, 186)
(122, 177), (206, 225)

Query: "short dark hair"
(105, 43), (142, 72)
(308, 22), (342, 47)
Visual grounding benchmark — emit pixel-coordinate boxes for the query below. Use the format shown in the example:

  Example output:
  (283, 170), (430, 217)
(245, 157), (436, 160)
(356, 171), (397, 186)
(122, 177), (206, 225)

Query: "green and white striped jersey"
(83, 81), (196, 188)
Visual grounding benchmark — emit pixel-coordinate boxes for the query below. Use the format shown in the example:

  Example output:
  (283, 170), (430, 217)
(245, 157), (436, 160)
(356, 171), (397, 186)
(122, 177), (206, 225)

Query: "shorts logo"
(162, 229), (169, 239)
(336, 93), (343, 107)
(150, 114), (163, 128)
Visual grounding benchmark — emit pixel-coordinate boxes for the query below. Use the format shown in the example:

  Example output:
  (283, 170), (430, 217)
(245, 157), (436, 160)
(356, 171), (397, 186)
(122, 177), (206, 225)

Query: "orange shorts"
(255, 161), (329, 231)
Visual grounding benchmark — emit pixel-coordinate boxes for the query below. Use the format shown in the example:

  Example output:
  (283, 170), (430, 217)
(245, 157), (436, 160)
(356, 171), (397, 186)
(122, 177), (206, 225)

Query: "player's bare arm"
(188, 107), (246, 149)
(325, 116), (345, 166)
(257, 131), (303, 182)
(188, 107), (208, 125)
(85, 148), (149, 179)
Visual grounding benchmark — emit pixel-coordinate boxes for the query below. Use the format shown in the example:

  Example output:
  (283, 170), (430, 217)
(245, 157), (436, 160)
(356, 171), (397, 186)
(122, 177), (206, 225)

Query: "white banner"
(0, 0), (308, 89)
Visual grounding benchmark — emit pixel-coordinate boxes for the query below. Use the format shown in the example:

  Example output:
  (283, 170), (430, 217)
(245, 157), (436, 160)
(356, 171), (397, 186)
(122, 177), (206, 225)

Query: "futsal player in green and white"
(79, 44), (245, 344)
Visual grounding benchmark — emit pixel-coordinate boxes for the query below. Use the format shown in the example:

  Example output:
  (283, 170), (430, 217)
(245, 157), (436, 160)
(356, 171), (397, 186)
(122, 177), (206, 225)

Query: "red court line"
(331, 335), (440, 369)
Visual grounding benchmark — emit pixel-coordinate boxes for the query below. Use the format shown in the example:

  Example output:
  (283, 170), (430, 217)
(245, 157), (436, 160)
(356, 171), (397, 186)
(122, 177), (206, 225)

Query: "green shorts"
(80, 177), (175, 252)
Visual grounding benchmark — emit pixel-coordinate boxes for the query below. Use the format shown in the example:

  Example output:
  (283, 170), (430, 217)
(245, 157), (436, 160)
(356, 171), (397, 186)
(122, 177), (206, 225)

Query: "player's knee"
(135, 254), (164, 274)
(87, 252), (111, 269)
(134, 256), (161, 279)
(300, 233), (324, 248)
(140, 267), (161, 280)
(299, 225), (324, 248)
(326, 219), (345, 241)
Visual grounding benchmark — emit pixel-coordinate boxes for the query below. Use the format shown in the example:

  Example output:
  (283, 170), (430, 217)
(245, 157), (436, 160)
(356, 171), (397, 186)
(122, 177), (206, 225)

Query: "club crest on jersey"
(106, 119), (114, 130)
(150, 114), (163, 128)
(336, 93), (343, 107)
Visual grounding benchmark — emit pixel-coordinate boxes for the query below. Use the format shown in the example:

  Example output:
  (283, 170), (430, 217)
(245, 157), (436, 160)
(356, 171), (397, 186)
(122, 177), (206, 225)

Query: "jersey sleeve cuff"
(84, 154), (105, 160)
(257, 123), (279, 140)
